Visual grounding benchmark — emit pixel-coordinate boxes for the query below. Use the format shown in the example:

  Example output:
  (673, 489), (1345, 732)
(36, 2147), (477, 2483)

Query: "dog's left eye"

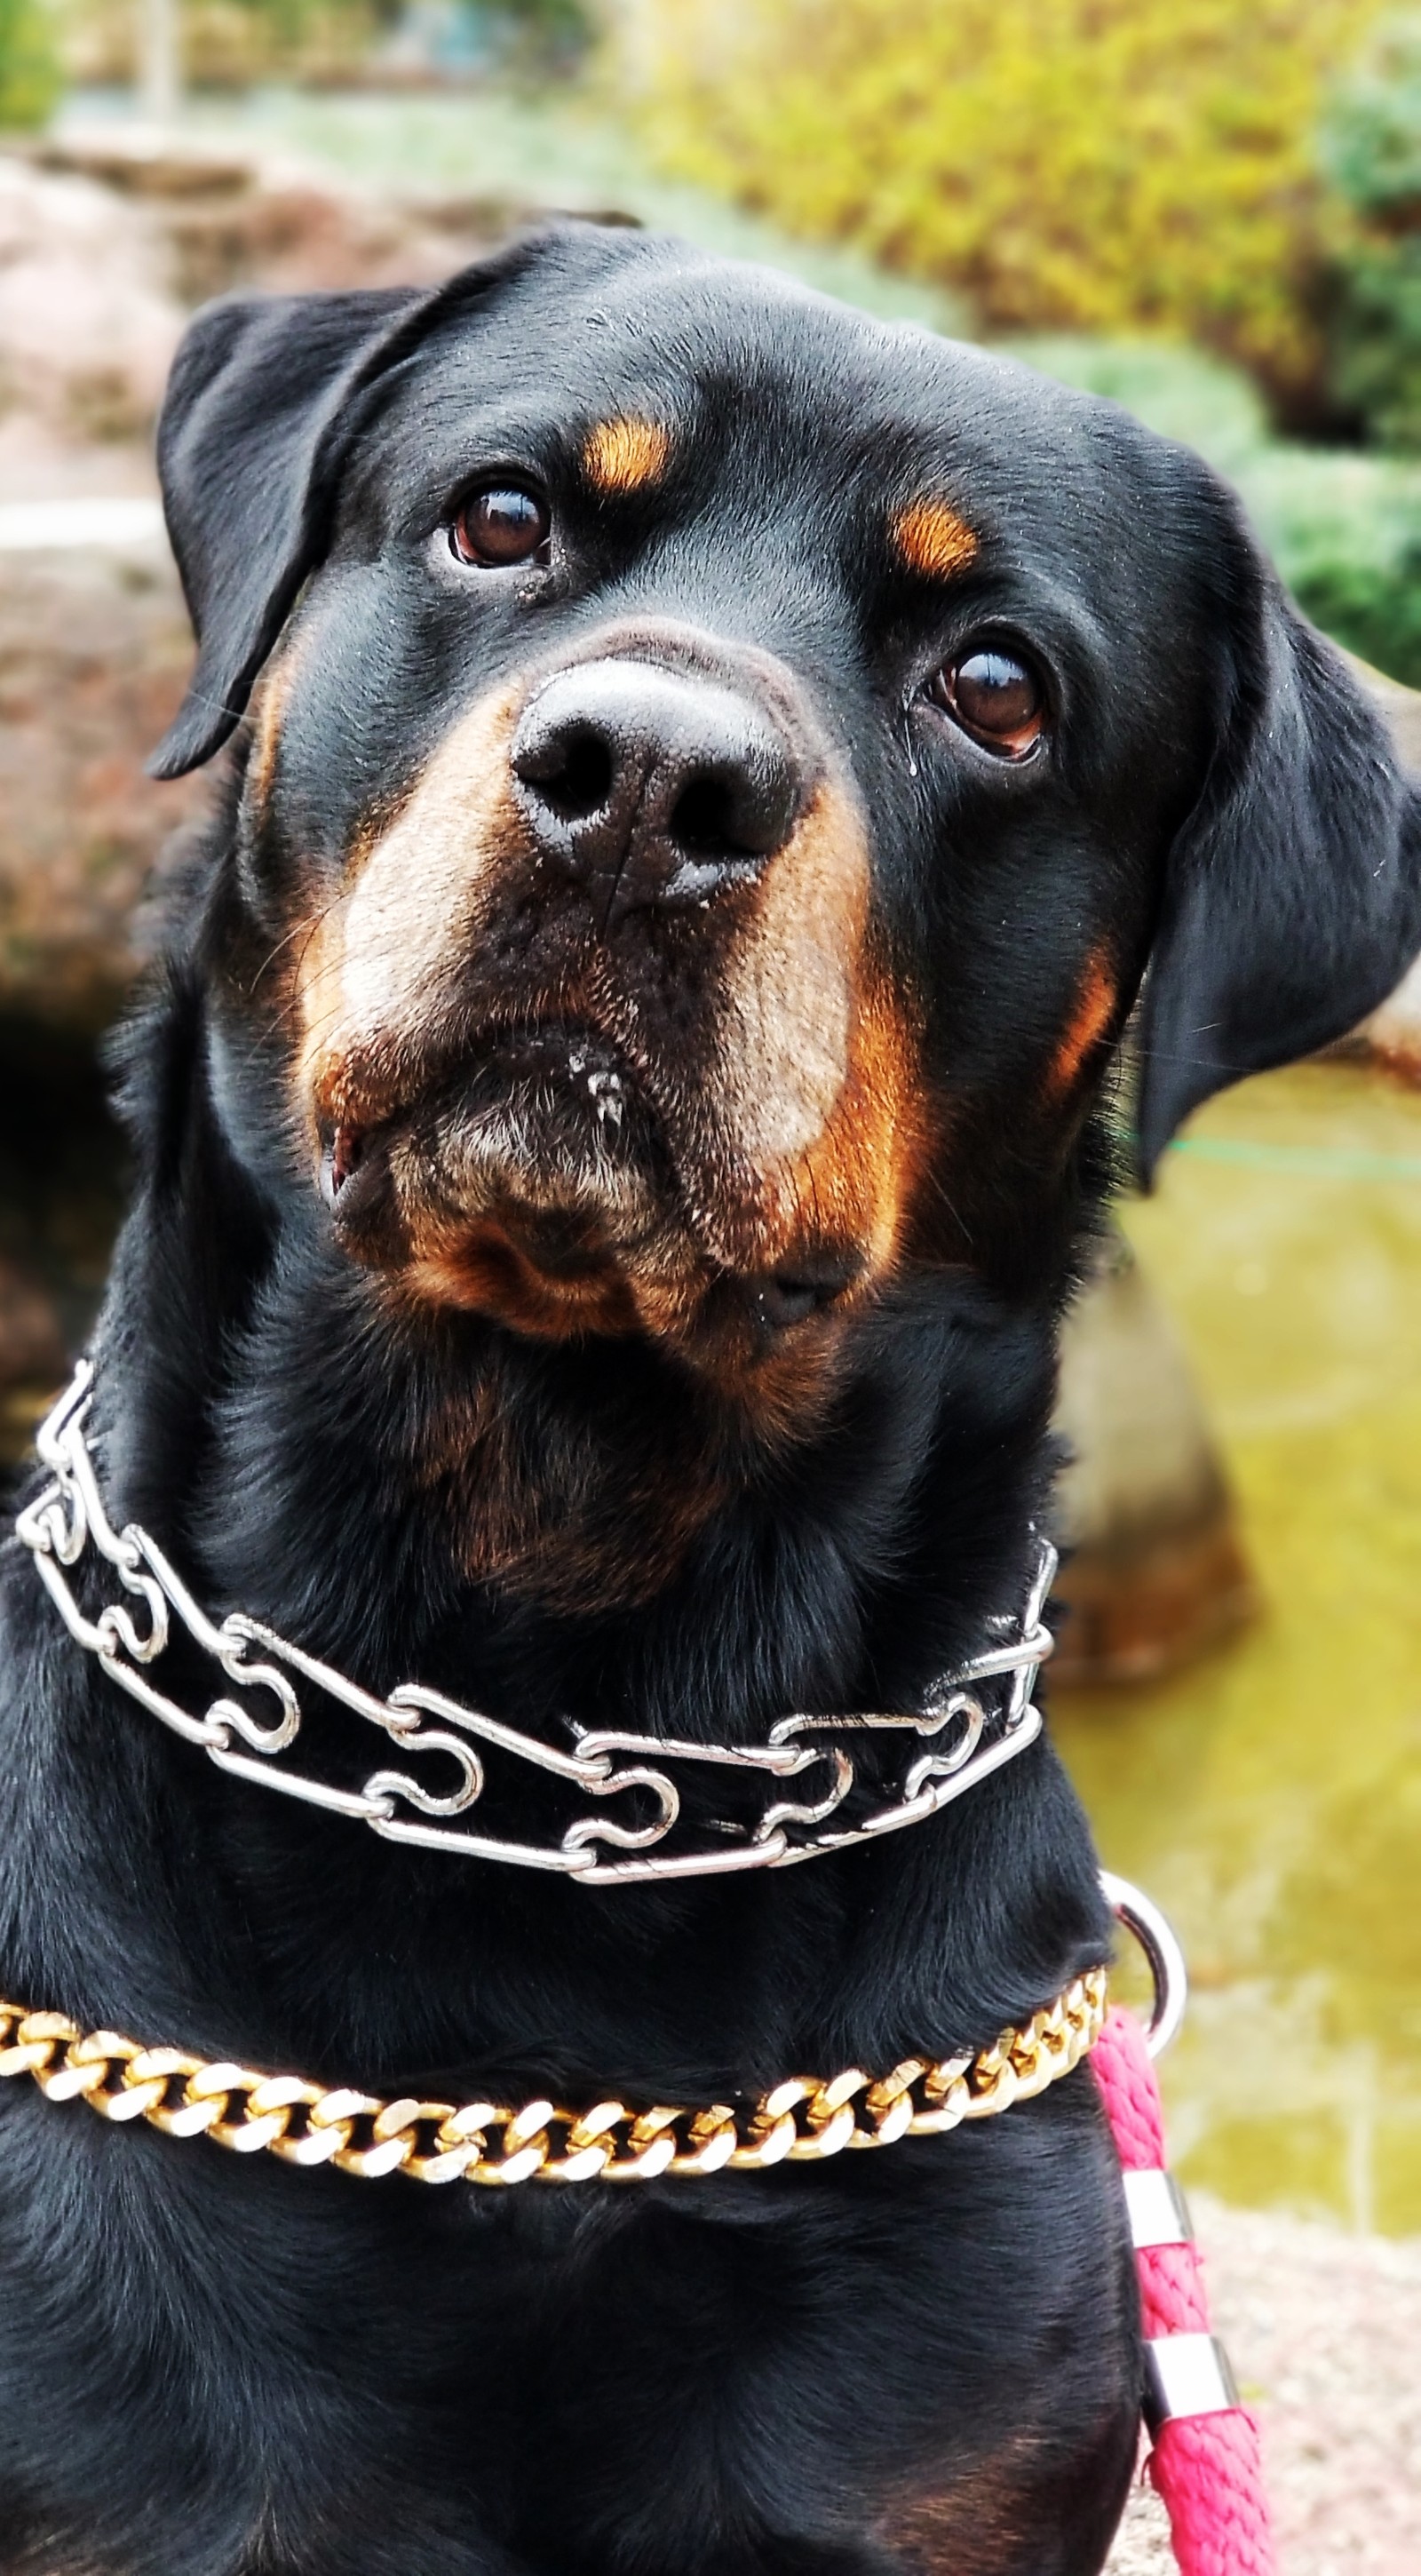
(450, 484), (551, 568)
(930, 648), (1044, 758)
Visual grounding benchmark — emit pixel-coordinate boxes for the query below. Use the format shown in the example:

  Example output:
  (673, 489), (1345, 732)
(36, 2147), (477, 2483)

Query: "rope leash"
(1092, 2006), (1277, 2576)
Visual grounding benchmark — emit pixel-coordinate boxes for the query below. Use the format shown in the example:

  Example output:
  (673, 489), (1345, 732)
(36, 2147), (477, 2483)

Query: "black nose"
(510, 659), (800, 924)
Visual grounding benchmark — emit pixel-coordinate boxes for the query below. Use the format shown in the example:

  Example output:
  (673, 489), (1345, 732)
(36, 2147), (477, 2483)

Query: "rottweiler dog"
(1, 224), (1417, 2576)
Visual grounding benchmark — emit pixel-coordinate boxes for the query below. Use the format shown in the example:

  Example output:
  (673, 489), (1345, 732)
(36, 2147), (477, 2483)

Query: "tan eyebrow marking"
(892, 497), (978, 582)
(581, 417), (673, 495)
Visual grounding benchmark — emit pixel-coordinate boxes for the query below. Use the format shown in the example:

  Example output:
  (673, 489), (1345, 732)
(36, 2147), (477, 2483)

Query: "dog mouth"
(318, 1022), (652, 1212)
(319, 1025), (666, 1270)
(314, 1019), (863, 1354)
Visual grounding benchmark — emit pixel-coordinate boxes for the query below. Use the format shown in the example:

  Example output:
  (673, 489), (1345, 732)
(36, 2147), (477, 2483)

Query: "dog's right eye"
(450, 484), (551, 568)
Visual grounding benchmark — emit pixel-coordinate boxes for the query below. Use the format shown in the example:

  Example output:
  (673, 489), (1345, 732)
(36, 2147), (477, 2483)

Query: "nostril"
(670, 756), (798, 864)
(510, 662), (802, 906)
(516, 724), (615, 823)
(670, 770), (745, 857)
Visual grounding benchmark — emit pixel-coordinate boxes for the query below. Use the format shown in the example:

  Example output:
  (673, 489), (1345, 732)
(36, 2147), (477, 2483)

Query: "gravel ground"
(1107, 2198), (1421, 2574)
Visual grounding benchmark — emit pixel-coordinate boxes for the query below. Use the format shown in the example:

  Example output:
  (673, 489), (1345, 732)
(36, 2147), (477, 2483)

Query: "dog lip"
(314, 1020), (649, 1171)
(315, 1018), (675, 1256)
(317, 1115), (403, 1246)
(748, 1249), (868, 1332)
(320, 1123), (366, 1208)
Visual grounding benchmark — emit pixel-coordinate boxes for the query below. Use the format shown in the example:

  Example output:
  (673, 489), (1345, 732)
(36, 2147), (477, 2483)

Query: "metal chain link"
(16, 1363), (1056, 1886)
(0, 1969), (1107, 2187)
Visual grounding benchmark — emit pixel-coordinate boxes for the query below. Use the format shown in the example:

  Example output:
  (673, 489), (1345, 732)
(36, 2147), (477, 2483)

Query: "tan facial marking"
(714, 780), (868, 1180)
(1047, 950), (1115, 1097)
(581, 417), (673, 495)
(695, 775), (919, 1284)
(296, 677), (527, 1126)
(892, 497), (978, 583)
(246, 636), (307, 820)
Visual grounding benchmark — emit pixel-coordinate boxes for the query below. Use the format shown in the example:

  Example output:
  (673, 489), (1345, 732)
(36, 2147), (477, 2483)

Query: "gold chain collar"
(0, 1970), (1107, 2187)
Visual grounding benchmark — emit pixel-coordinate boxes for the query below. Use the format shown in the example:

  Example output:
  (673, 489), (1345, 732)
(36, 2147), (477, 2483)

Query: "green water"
(1055, 1060), (1421, 2236)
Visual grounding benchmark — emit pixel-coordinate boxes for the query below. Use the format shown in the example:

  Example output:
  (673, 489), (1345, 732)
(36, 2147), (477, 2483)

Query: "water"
(1056, 1060), (1421, 2236)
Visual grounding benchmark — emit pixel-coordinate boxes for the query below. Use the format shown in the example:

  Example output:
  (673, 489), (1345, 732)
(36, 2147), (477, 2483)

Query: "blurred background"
(2, 0), (1421, 2276)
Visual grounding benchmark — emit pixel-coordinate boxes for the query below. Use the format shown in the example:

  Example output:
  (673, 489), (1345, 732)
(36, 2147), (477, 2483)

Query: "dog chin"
(317, 1053), (687, 1324)
(316, 1042), (869, 1368)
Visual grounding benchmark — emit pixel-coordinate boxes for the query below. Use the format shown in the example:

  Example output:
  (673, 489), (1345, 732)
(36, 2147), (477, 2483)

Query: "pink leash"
(1092, 1959), (1277, 2574)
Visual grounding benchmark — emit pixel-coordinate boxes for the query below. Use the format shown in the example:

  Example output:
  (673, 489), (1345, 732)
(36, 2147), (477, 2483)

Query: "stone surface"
(0, 136), (513, 1031)
(1107, 2198), (1421, 2575)
(1052, 1236), (1256, 1685)
(0, 548), (203, 1026)
(0, 155), (182, 442)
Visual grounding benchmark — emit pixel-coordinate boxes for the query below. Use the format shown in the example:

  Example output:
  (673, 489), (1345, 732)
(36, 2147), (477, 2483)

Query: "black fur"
(1, 226), (1417, 2576)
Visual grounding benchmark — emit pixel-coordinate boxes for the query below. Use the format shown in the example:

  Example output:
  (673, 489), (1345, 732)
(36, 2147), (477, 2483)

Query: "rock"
(0, 547), (206, 1029)
(0, 157), (183, 442)
(1052, 1235), (1256, 1686)
(28, 131), (519, 311)
(1107, 2198), (1421, 2576)
(0, 135), (524, 1031)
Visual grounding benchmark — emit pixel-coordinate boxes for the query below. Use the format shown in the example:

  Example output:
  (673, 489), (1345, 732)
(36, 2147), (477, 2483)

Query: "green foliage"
(1016, 338), (1421, 685)
(1322, 12), (1421, 212)
(1328, 245), (1421, 451)
(622, 0), (1393, 417)
(1322, 17), (1421, 450)
(0, 0), (59, 128)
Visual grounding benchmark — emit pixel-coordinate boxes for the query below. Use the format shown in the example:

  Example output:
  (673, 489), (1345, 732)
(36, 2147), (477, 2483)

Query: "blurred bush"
(60, 0), (588, 89)
(1322, 14), (1421, 450)
(620, 0), (1390, 426)
(61, 0), (396, 87)
(1018, 338), (1421, 684)
(0, 0), (60, 127)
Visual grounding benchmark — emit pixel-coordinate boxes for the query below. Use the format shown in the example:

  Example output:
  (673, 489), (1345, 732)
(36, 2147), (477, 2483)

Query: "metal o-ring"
(1099, 1870), (1188, 2056)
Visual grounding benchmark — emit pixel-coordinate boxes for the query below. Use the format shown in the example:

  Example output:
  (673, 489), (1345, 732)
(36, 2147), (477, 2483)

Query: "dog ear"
(1133, 506), (1421, 1181)
(148, 284), (441, 779)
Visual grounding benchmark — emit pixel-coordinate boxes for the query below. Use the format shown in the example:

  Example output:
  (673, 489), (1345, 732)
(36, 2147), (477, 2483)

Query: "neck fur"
(0, 925), (1110, 2096)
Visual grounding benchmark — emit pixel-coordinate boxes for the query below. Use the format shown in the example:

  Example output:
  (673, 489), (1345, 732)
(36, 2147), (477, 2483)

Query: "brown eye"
(934, 648), (1044, 756)
(450, 484), (550, 568)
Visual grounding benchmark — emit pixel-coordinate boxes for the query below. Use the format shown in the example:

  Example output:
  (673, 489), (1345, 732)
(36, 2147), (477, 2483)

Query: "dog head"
(153, 226), (1421, 1414)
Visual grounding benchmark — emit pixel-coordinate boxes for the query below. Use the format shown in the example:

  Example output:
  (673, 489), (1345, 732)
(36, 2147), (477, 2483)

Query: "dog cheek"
(721, 781), (866, 1163)
(785, 968), (924, 1273)
(245, 654), (299, 831)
